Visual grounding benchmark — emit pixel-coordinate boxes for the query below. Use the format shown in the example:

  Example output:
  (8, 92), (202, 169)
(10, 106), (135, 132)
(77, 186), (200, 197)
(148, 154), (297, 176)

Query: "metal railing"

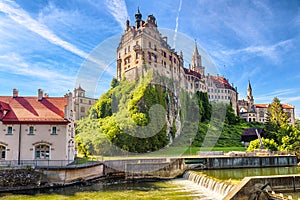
(0, 158), (103, 169)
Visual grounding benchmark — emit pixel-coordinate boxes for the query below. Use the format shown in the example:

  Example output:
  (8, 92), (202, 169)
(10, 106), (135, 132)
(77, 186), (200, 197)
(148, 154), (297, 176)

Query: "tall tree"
(265, 97), (289, 144)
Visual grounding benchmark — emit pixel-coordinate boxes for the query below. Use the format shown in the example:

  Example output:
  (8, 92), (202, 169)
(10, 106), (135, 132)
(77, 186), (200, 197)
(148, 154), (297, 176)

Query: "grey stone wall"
(0, 168), (43, 191)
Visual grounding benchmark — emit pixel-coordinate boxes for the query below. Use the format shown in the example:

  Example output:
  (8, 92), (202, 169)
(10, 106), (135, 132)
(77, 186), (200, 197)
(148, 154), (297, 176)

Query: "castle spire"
(247, 80), (254, 102)
(191, 39), (203, 75)
(135, 7), (142, 29)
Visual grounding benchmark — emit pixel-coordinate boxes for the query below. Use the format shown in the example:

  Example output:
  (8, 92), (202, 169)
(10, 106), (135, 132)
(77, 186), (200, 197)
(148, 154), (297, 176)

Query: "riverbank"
(0, 155), (298, 194)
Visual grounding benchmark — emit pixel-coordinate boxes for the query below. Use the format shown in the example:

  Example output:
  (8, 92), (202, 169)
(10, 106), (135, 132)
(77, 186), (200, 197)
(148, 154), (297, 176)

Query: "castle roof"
(184, 68), (202, 79)
(0, 96), (69, 124)
(209, 75), (235, 90)
(254, 103), (294, 109)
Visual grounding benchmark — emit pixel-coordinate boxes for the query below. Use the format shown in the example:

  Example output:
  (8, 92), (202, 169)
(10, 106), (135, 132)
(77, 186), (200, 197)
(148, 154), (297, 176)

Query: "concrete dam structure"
(185, 155), (298, 169)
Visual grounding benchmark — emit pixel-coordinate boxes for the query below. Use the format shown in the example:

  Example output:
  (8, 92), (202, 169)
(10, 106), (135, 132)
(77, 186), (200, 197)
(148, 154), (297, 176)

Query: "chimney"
(38, 89), (43, 101)
(13, 88), (18, 98)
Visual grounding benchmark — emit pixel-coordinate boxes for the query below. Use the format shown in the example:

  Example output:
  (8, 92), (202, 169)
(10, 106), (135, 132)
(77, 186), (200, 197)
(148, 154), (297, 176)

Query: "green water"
(0, 180), (202, 200)
(201, 166), (300, 182)
(0, 167), (299, 200)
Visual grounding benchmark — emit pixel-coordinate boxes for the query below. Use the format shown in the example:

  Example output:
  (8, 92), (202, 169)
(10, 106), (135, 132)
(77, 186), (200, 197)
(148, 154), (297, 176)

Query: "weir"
(183, 171), (235, 199)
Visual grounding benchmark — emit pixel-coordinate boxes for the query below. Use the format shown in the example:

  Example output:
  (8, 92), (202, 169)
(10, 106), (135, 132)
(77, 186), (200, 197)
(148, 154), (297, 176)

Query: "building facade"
(0, 89), (75, 166)
(117, 8), (238, 112)
(73, 86), (97, 120)
(238, 81), (295, 124)
(206, 75), (238, 114)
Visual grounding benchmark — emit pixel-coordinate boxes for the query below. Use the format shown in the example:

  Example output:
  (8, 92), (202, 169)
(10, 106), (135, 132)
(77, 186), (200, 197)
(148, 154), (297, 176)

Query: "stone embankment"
(0, 168), (43, 191)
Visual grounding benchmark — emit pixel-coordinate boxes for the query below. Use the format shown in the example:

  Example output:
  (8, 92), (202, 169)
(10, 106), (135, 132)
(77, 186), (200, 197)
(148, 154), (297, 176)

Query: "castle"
(116, 8), (238, 113)
(238, 81), (295, 124)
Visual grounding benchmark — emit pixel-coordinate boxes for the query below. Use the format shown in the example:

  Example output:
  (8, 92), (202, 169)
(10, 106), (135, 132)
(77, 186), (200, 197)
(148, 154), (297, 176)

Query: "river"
(0, 167), (299, 200)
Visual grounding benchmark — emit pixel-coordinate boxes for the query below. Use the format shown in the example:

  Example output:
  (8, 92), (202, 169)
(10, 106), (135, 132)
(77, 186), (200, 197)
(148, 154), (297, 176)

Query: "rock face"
(0, 168), (43, 190)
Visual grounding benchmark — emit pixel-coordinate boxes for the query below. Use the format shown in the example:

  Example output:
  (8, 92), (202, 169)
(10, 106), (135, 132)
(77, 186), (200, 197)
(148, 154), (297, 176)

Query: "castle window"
(118, 53), (121, 59)
(174, 58), (177, 63)
(136, 52), (139, 59)
(164, 61), (166, 67)
(154, 45), (157, 51)
(148, 52), (151, 60)
(208, 95), (210, 99)
(169, 55), (172, 61)
(128, 46), (130, 52)
(163, 51), (166, 58)
(89, 100), (92, 105)
(154, 55), (157, 62)
(124, 48), (127, 54)
(259, 111), (264, 117)
(81, 107), (85, 113)
(148, 42), (151, 48)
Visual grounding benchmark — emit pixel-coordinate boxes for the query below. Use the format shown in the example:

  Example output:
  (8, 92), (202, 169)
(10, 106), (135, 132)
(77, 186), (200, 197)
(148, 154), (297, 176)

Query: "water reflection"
(200, 167), (300, 181)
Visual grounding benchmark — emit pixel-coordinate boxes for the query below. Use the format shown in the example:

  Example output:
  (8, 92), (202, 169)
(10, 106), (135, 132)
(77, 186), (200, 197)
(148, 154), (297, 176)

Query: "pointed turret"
(191, 40), (204, 76)
(135, 7), (142, 29)
(246, 80), (254, 103)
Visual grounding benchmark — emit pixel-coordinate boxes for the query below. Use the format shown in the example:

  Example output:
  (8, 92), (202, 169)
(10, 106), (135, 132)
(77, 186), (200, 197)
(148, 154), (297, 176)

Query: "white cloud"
(220, 39), (293, 63)
(0, 0), (115, 76)
(0, 0), (88, 59)
(105, 0), (128, 30)
(0, 53), (73, 81)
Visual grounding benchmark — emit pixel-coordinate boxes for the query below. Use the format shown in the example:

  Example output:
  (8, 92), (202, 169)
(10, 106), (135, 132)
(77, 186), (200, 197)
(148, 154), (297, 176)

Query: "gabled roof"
(0, 96), (68, 124)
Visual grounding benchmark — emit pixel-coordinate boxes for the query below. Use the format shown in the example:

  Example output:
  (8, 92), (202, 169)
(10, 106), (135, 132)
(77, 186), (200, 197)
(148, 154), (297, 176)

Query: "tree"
(247, 138), (278, 152)
(265, 97), (289, 144)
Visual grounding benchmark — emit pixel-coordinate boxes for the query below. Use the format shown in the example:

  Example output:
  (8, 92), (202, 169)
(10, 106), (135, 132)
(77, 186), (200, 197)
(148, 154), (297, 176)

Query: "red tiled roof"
(209, 75), (235, 90)
(282, 104), (294, 109)
(255, 103), (294, 109)
(0, 96), (68, 124)
(255, 104), (268, 108)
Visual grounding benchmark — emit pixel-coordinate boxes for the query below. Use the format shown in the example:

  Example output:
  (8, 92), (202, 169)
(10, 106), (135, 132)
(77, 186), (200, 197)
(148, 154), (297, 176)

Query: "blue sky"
(0, 0), (299, 118)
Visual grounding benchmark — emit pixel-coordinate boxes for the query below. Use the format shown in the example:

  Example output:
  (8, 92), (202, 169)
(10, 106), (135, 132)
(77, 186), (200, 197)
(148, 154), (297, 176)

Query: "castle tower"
(246, 80), (254, 103)
(191, 40), (205, 77)
(246, 80), (254, 112)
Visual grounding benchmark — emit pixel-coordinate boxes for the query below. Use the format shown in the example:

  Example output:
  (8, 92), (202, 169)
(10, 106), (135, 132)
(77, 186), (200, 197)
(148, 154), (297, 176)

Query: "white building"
(0, 89), (75, 166)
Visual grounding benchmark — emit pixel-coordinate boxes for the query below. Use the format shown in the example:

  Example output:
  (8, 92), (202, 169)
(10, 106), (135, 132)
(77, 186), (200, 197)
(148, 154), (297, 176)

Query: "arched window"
(0, 145), (6, 160)
(35, 144), (50, 159)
